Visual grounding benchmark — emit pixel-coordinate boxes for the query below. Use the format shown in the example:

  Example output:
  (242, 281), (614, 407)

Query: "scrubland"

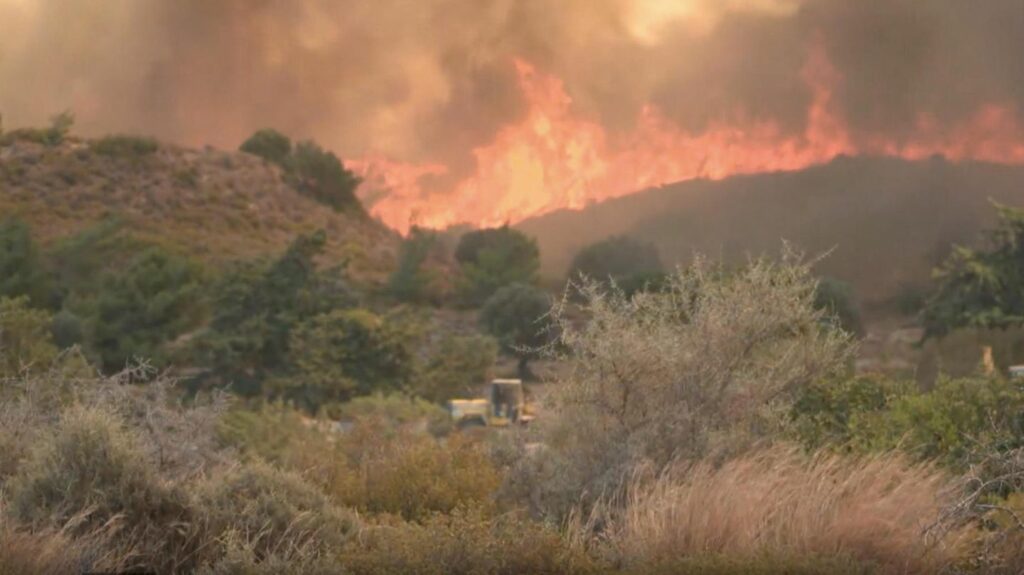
(3, 253), (1023, 575)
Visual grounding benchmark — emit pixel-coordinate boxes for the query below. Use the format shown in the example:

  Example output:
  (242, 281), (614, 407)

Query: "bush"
(596, 447), (967, 573)
(8, 406), (198, 571)
(343, 508), (594, 575)
(0, 296), (59, 377)
(197, 461), (359, 560)
(568, 235), (663, 287)
(455, 226), (540, 306)
(527, 253), (853, 519)
(0, 217), (50, 307)
(814, 277), (864, 337)
(388, 227), (451, 305)
(239, 129), (292, 166)
(282, 308), (414, 409)
(414, 334), (498, 403)
(91, 134), (159, 158)
(287, 141), (362, 212)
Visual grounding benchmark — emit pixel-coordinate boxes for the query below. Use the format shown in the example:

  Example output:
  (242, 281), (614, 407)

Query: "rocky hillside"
(0, 134), (398, 283)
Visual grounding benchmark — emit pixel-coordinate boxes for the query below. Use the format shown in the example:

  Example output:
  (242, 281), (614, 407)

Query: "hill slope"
(0, 135), (398, 282)
(518, 156), (1024, 304)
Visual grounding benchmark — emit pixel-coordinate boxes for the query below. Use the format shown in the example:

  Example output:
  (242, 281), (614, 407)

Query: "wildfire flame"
(354, 46), (1024, 234)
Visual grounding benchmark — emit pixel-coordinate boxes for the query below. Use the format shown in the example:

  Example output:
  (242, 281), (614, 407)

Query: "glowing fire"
(354, 48), (1024, 234)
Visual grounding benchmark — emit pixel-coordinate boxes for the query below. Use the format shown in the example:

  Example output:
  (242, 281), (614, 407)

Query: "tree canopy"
(568, 235), (664, 286)
(479, 283), (552, 379)
(922, 204), (1024, 339)
(455, 226), (540, 306)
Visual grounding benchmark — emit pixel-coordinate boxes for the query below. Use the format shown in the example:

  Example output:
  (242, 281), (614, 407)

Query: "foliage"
(568, 235), (664, 286)
(789, 375), (910, 451)
(923, 204), (1024, 339)
(388, 227), (450, 305)
(455, 226), (540, 306)
(334, 393), (451, 435)
(78, 247), (206, 373)
(201, 230), (355, 397)
(197, 461), (359, 560)
(239, 129), (292, 166)
(0, 297), (59, 378)
(814, 277), (864, 337)
(527, 253), (853, 519)
(0, 217), (50, 307)
(414, 334), (498, 403)
(480, 283), (552, 378)
(281, 308), (414, 409)
(287, 140), (363, 212)
(343, 507), (594, 575)
(91, 134), (159, 158)
(7, 406), (198, 571)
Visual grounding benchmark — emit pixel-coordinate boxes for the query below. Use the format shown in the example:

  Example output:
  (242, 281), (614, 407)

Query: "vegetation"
(480, 283), (553, 379)
(0, 217), (50, 306)
(91, 134), (159, 158)
(568, 235), (664, 287)
(388, 227), (450, 305)
(239, 128), (292, 166)
(455, 226), (540, 305)
(923, 203), (1024, 339)
(814, 276), (864, 337)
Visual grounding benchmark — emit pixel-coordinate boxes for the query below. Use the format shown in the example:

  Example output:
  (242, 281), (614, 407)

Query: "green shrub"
(414, 334), (497, 403)
(388, 227), (451, 305)
(568, 235), (663, 287)
(197, 461), (359, 560)
(0, 217), (51, 307)
(342, 508), (594, 575)
(91, 134), (159, 158)
(2, 111), (75, 147)
(240, 129), (292, 167)
(0, 296), (59, 377)
(287, 141), (362, 212)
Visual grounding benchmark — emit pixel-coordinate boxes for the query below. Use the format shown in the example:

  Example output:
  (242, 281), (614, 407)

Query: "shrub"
(197, 461), (359, 560)
(0, 296), (59, 377)
(282, 308), (414, 410)
(568, 235), (663, 287)
(814, 277), (865, 337)
(91, 134), (159, 158)
(388, 227), (451, 305)
(334, 393), (451, 435)
(789, 374), (911, 451)
(527, 253), (853, 519)
(342, 508), (594, 575)
(7, 406), (198, 571)
(342, 434), (502, 521)
(239, 129), (292, 167)
(0, 217), (50, 306)
(287, 141), (362, 212)
(414, 334), (498, 403)
(595, 447), (968, 573)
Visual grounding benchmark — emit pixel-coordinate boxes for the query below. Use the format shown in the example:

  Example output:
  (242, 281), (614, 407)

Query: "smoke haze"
(3, 0), (1024, 227)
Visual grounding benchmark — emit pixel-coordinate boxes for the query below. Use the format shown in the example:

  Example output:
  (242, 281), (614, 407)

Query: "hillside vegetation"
(519, 156), (1024, 306)
(0, 130), (398, 283)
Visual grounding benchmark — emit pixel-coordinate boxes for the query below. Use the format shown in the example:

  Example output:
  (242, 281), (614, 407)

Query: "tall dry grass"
(593, 447), (971, 573)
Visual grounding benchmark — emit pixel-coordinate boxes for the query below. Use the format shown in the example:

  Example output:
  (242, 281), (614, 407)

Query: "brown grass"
(592, 447), (971, 574)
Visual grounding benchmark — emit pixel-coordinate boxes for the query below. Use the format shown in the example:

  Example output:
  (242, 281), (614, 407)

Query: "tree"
(415, 334), (498, 403)
(814, 277), (864, 337)
(0, 218), (50, 307)
(388, 227), (450, 305)
(455, 226), (540, 306)
(81, 248), (205, 373)
(202, 230), (356, 396)
(922, 204), (1024, 339)
(282, 309), (414, 410)
(288, 141), (363, 212)
(568, 235), (663, 287)
(0, 296), (58, 377)
(479, 283), (552, 379)
(240, 129), (292, 166)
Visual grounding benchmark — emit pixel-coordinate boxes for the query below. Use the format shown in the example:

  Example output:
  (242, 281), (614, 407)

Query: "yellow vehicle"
(449, 379), (532, 429)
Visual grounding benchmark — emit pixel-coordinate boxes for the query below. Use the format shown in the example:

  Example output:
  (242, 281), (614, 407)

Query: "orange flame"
(354, 48), (1024, 233)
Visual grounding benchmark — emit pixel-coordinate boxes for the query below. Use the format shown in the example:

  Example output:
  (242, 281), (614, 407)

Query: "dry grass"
(592, 447), (970, 574)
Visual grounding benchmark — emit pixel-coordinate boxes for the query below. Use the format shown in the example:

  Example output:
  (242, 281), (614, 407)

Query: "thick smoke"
(1, 0), (1023, 184)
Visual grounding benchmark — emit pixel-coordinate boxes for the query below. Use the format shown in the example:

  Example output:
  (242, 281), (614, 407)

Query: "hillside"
(0, 134), (398, 283)
(518, 156), (1024, 305)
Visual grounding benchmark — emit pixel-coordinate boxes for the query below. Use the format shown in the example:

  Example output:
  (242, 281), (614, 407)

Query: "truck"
(448, 379), (532, 429)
